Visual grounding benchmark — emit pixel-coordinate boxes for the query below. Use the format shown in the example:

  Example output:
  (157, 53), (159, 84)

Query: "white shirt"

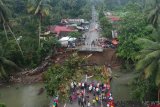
(82, 83), (84, 87)
(87, 102), (91, 106)
(71, 82), (74, 88)
(89, 86), (92, 90)
(73, 82), (77, 86)
(107, 104), (109, 107)
(109, 96), (113, 100)
(97, 83), (100, 87)
(96, 88), (99, 92)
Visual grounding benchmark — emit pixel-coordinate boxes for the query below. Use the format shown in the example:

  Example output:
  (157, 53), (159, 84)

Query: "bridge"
(78, 46), (103, 52)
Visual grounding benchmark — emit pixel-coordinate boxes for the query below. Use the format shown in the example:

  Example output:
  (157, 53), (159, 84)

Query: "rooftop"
(48, 25), (76, 35)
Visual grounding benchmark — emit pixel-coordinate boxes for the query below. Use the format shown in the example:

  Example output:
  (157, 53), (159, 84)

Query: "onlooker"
(78, 95), (81, 106)
(92, 99), (96, 107)
(87, 101), (91, 107)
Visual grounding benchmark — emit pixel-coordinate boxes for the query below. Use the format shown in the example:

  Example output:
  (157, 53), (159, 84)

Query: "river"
(0, 83), (50, 107)
(0, 71), (136, 107)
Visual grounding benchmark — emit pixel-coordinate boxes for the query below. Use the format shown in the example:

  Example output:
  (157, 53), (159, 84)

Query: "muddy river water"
(0, 83), (49, 107)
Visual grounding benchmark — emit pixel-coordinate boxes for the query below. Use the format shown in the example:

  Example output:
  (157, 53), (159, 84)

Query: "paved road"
(79, 6), (103, 52)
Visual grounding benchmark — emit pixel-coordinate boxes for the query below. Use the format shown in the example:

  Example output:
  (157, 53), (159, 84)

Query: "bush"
(0, 103), (6, 107)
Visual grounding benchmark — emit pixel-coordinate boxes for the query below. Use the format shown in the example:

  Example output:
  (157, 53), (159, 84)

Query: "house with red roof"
(107, 16), (121, 22)
(47, 25), (77, 38)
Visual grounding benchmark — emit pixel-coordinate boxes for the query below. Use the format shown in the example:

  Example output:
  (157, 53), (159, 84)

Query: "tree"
(0, 0), (23, 56)
(136, 30), (160, 86)
(44, 53), (86, 102)
(0, 0), (10, 41)
(117, 7), (149, 60)
(68, 32), (82, 38)
(146, 0), (160, 28)
(99, 15), (112, 38)
(0, 44), (21, 79)
(27, 0), (52, 48)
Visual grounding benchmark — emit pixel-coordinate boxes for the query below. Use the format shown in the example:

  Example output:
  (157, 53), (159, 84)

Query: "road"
(79, 6), (103, 52)
(62, 6), (102, 107)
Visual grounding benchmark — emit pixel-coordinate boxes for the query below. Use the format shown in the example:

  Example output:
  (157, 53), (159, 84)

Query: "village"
(0, 0), (159, 107)
(40, 11), (119, 50)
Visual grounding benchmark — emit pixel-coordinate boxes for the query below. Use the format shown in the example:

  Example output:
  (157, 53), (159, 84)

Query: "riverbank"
(6, 48), (121, 85)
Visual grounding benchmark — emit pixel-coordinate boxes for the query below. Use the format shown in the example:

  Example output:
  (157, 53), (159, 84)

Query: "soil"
(10, 48), (121, 84)
(78, 48), (122, 67)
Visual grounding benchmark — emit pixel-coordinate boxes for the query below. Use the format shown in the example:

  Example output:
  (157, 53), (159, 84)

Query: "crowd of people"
(69, 81), (115, 107)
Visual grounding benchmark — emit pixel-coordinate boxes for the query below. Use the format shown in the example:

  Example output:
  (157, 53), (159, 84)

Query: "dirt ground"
(10, 48), (121, 84)
(78, 48), (122, 67)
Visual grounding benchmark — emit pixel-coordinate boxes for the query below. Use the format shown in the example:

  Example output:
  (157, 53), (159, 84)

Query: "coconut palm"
(0, 0), (23, 56)
(0, 57), (21, 78)
(0, 0), (10, 41)
(0, 45), (21, 79)
(136, 30), (160, 86)
(146, 0), (160, 28)
(27, 0), (51, 48)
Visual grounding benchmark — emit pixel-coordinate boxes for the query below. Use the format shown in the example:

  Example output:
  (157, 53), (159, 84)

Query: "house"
(47, 25), (77, 38)
(107, 16), (121, 22)
(61, 19), (85, 25)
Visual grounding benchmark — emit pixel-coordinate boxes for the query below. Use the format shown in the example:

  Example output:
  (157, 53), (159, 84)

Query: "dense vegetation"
(0, 0), (91, 79)
(45, 53), (85, 102)
(99, 0), (160, 101)
(99, 11), (112, 38)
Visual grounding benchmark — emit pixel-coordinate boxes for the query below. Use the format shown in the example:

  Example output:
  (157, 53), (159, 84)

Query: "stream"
(0, 83), (49, 107)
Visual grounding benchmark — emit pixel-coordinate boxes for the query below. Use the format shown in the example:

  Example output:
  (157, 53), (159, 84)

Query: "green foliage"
(0, 41), (21, 79)
(44, 53), (85, 102)
(0, 0), (91, 72)
(132, 77), (158, 101)
(0, 103), (6, 107)
(39, 37), (61, 58)
(145, 0), (160, 28)
(135, 30), (160, 86)
(0, 0), (10, 23)
(99, 13), (112, 38)
(117, 9), (149, 60)
(68, 32), (82, 38)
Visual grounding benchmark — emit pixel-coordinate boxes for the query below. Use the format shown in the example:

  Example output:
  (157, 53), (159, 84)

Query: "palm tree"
(136, 30), (160, 101)
(0, 45), (21, 79)
(146, 0), (160, 28)
(0, 57), (21, 79)
(27, 0), (51, 48)
(0, 0), (23, 56)
(0, 0), (10, 41)
(136, 30), (160, 86)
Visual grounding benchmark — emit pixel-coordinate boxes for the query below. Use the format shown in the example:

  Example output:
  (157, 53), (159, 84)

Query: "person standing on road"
(78, 94), (81, 106)
(87, 101), (91, 107)
(92, 98), (96, 107)
(81, 96), (85, 107)
(107, 64), (112, 82)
